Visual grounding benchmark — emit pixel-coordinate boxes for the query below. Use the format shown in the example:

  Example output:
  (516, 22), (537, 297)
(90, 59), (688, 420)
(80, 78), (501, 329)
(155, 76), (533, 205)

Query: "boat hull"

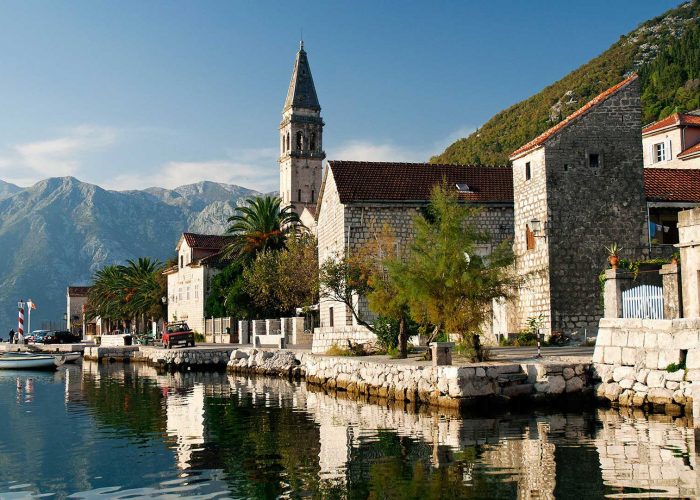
(0, 356), (61, 370)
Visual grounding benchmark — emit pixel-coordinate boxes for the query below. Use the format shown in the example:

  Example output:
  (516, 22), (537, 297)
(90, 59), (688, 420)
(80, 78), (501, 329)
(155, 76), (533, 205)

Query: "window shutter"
(666, 139), (672, 161)
(649, 144), (655, 164)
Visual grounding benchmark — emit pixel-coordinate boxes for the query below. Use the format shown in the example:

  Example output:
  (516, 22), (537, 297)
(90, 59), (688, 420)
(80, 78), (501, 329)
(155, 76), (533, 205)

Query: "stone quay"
(84, 344), (593, 410)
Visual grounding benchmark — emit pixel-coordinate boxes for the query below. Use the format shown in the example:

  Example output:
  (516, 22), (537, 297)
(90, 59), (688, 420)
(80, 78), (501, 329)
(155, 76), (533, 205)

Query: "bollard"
(429, 342), (454, 367)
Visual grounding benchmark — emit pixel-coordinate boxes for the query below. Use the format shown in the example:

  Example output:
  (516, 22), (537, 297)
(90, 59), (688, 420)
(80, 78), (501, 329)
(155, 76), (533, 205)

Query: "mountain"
(0, 177), (260, 331)
(0, 180), (21, 200)
(432, 1), (700, 166)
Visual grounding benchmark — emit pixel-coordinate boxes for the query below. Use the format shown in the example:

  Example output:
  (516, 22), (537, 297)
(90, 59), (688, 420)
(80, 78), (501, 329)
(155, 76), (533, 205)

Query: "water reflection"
(0, 361), (697, 499)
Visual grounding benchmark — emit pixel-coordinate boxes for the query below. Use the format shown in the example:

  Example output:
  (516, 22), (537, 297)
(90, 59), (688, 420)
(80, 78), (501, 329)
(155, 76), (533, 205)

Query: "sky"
(0, 0), (683, 192)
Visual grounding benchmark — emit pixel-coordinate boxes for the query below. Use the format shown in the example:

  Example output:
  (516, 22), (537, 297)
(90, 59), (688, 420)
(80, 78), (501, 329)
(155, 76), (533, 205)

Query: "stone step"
(502, 383), (534, 397)
(497, 373), (529, 385)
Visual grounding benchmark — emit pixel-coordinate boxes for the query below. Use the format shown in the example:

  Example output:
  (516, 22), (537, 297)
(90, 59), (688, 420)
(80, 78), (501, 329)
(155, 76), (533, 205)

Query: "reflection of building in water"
(595, 409), (697, 498)
(480, 421), (557, 500)
(166, 384), (205, 470)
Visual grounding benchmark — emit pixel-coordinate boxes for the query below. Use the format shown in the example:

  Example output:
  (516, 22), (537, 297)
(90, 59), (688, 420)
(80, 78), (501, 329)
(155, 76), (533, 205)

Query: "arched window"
(296, 131), (303, 150)
(310, 132), (316, 151)
(286, 132), (290, 152)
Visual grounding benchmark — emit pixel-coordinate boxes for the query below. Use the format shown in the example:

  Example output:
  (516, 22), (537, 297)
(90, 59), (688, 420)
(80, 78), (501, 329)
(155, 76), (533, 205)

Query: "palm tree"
(87, 258), (166, 332)
(224, 196), (302, 261)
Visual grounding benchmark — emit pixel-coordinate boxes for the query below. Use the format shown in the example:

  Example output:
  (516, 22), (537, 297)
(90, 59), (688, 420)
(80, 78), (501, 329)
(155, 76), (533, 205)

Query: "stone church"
(279, 46), (700, 347)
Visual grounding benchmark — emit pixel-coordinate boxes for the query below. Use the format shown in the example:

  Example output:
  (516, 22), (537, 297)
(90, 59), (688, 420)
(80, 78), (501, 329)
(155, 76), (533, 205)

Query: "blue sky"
(0, 1), (682, 192)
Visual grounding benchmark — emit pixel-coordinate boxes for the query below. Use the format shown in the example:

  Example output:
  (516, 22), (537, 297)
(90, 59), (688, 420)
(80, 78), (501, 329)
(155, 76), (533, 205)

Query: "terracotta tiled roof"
(68, 286), (91, 297)
(198, 250), (232, 267)
(677, 141), (700, 159)
(510, 74), (639, 159)
(328, 161), (513, 204)
(644, 168), (700, 203)
(642, 111), (700, 135)
(181, 233), (236, 250)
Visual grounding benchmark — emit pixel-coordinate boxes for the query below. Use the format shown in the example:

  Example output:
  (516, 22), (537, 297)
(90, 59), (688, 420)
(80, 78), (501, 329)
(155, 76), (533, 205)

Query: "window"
(194, 284), (199, 299)
(287, 132), (290, 152)
(526, 224), (536, 251)
(298, 189), (302, 202)
(654, 142), (666, 162)
(186, 287), (190, 300)
(178, 287), (183, 301)
(180, 255), (183, 269)
(311, 190), (315, 203)
(310, 132), (316, 151)
(296, 131), (303, 150)
(329, 307), (334, 327)
(525, 162), (531, 181)
(589, 153), (599, 168)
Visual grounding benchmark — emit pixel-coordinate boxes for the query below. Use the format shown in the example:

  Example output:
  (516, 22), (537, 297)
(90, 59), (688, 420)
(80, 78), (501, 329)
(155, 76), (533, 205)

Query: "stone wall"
(512, 147), (552, 333)
(593, 318), (700, 413)
(226, 348), (591, 410)
(311, 325), (376, 354)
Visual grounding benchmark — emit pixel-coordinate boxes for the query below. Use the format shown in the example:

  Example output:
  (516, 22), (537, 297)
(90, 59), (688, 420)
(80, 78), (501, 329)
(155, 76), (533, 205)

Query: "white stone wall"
(317, 171), (349, 329)
(513, 147), (552, 334)
(593, 318), (700, 409)
(167, 263), (214, 334)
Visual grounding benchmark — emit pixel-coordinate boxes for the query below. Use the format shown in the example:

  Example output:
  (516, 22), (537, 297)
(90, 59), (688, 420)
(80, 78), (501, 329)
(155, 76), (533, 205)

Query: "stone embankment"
(592, 318), (700, 416)
(226, 348), (592, 410)
(84, 344), (593, 409)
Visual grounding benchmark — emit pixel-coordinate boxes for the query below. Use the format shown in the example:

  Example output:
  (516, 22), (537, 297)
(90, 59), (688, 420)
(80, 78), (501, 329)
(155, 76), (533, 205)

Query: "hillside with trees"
(432, 1), (700, 166)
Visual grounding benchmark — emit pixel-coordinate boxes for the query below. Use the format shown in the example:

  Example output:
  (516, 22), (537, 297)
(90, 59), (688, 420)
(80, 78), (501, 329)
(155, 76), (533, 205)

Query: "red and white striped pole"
(17, 300), (25, 337)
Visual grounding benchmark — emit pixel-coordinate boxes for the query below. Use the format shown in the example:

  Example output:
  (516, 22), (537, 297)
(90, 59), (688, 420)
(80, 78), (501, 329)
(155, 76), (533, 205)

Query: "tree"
(224, 196), (302, 262)
(395, 183), (519, 355)
(86, 258), (167, 332)
(244, 234), (319, 317)
(319, 255), (373, 331)
(356, 227), (412, 358)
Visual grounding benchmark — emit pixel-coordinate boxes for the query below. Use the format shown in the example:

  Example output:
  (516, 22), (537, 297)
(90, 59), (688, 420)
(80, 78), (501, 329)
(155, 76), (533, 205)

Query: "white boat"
(0, 353), (64, 370)
(61, 352), (82, 364)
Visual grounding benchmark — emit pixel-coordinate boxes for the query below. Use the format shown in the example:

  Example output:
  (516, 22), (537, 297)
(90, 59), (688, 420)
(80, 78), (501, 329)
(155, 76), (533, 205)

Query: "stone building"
(66, 286), (95, 337)
(642, 110), (700, 169)
(509, 74), (648, 336)
(279, 41), (325, 225)
(165, 233), (235, 334)
(314, 160), (514, 351)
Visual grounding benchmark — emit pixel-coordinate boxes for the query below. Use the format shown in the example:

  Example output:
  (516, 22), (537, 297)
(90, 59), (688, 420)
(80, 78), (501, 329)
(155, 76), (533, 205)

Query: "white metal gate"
(622, 284), (664, 319)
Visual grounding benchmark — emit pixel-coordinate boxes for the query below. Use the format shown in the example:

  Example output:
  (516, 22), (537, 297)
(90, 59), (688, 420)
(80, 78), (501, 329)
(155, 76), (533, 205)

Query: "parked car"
(26, 330), (50, 344)
(42, 330), (81, 344)
(161, 322), (195, 349)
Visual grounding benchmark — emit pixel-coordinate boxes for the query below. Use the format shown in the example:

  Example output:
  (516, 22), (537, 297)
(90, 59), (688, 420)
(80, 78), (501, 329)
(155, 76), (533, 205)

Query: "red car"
(161, 322), (195, 349)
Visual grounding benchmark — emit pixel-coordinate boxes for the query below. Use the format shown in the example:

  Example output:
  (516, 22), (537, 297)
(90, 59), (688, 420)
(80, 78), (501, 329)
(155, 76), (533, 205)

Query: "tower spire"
(284, 41), (320, 112)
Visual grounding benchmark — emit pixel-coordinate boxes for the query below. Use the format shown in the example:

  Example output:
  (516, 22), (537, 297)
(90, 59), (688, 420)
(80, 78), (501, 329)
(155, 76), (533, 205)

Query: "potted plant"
(670, 252), (680, 265)
(605, 243), (622, 269)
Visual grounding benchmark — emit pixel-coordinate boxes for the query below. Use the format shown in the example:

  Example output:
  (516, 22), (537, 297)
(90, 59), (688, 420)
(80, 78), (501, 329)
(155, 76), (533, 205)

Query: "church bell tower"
(279, 41), (325, 215)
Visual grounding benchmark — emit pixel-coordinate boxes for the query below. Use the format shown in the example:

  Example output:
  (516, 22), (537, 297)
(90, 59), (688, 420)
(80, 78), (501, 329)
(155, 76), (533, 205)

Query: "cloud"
(108, 152), (280, 193)
(0, 126), (118, 185)
(328, 127), (476, 164)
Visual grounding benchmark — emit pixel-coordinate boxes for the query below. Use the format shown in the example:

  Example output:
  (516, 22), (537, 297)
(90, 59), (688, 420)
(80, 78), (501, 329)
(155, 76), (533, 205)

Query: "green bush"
(374, 316), (399, 351)
(666, 361), (685, 373)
